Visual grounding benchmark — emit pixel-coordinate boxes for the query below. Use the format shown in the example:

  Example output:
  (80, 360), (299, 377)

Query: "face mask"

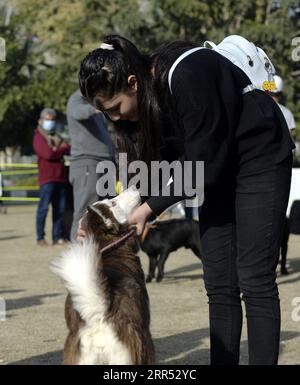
(42, 120), (56, 132)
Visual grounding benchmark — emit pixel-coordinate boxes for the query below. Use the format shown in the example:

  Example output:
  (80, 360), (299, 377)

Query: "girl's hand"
(127, 203), (153, 236)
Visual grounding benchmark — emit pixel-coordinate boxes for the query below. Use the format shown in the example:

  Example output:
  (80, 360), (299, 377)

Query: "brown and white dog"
(51, 186), (155, 365)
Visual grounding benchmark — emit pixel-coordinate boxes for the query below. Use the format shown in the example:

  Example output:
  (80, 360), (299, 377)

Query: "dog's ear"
(87, 205), (114, 229)
(86, 205), (120, 234)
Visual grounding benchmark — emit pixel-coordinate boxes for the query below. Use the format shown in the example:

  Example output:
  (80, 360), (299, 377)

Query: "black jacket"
(146, 49), (295, 216)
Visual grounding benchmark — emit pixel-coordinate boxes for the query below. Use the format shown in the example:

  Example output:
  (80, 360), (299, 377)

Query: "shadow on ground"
(0, 235), (26, 241)
(9, 350), (63, 365)
(167, 262), (202, 276)
(0, 288), (25, 295)
(159, 274), (203, 282)
(6, 293), (61, 312)
(146, 262), (203, 283)
(155, 329), (300, 365)
(278, 255), (300, 286)
(7, 329), (300, 365)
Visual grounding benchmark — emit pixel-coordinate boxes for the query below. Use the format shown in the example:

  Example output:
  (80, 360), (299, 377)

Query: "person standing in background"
(33, 108), (70, 246)
(269, 75), (297, 275)
(270, 75), (297, 134)
(66, 89), (115, 242)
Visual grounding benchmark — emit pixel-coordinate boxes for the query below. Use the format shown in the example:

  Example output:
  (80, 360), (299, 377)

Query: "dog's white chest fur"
(79, 322), (132, 365)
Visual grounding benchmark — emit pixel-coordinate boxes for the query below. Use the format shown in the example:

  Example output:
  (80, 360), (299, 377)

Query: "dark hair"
(78, 35), (199, 165)
(79, 35), (160, 166)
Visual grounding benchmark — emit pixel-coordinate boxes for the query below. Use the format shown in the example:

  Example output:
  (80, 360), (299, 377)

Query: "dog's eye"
(111, 201), (117, 207)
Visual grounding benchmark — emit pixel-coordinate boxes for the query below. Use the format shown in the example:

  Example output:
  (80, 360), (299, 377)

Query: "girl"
(78, 35), (295, 365)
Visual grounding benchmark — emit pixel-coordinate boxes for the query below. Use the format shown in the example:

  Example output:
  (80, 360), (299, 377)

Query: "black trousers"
(199, 153), (292, 365)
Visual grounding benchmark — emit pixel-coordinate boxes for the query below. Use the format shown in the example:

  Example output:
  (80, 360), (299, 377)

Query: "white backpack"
(168, 35), (276, 95)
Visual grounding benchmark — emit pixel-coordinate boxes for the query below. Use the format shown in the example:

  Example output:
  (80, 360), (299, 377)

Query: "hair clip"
(100, 43), (114, 50)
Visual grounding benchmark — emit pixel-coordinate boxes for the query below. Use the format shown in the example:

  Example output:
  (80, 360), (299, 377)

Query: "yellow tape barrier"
(0, 164), (122, 202)
(0, 163), (37, 168)
(1, 170), (38, 175)
(0, 197), (40, 202)
(2, 186), (39, 191)
(0, 163), (38, 175)
(0, 163), (39, 201)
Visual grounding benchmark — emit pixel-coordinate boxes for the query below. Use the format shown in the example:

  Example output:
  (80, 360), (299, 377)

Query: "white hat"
(272, 75), (284, 93)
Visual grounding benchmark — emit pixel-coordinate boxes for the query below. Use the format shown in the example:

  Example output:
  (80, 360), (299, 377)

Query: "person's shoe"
(53, 239), (67, 246)
(281, 268), (290, 275)
(37, 239), (49, 246)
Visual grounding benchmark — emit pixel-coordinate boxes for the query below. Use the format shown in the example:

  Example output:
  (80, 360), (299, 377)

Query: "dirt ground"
(0, 205), (299, 365)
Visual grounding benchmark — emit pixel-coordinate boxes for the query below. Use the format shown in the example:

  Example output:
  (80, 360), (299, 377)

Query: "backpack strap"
(168, 47), (203, 94)
(168, 45), (255, 96)
(242, 84), (256, 94)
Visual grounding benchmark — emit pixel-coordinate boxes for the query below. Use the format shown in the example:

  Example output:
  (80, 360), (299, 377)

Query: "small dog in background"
(141, 218), (201, 282)
(51, 186), (155, 365)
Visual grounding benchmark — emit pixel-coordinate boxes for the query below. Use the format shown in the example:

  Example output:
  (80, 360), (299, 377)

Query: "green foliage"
(0, 0), (299, 152)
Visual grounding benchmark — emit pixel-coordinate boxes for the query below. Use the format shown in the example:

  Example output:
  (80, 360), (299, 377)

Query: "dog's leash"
(100, 227), (137, 255)
(100, 208), (171, 254)
(140, 223), (157, 244)
(140, 211), (171, 244)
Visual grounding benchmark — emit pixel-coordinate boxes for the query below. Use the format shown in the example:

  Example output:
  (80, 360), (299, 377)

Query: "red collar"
(100, 228), (137, 255)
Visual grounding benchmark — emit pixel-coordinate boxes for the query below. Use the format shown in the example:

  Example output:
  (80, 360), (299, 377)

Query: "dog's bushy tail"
(50, 239), (108, 324)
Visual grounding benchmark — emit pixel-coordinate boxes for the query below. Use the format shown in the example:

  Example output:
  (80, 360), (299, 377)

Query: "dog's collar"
(100, 228), (137, 255)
